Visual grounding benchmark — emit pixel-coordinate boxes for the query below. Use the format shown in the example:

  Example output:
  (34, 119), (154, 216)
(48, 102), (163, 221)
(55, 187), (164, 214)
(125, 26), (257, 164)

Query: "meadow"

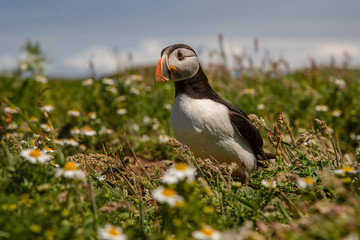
(0, 40), (360, 239)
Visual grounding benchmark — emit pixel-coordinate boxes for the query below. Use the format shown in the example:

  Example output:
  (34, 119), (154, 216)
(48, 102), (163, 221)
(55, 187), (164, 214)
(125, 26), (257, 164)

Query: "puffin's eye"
(177, 51), (185, 60)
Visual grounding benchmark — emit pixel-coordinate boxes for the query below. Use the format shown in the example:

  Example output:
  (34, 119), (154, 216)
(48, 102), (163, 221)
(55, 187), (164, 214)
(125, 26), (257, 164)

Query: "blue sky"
(1, 1), (359, 77)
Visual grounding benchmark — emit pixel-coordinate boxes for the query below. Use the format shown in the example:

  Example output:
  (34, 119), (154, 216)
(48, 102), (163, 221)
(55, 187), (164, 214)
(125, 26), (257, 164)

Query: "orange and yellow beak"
(155, 54), (177, 83)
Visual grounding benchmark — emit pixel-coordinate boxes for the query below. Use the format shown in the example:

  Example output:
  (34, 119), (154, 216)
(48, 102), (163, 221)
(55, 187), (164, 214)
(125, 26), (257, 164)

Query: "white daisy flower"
(116, 108), (128, 115)
(102, 78), (115, 85)
(164, 103), (172, 111)
(128, 74), (143, 82)
(159, 134), (169, 143)
(35, 75), (48, 84)
(19, 62), (28, 70)
(40, 123), (51, 132)
(257, 103), (265, 110)
(70, 126), (81, 135)
(98, 224), (127, 240)
(241, 88), (255, 95)
(105, 86), (118, 94)
(334, 78), (346, 88)
(7, 122), (18, 130)
(261, 179), (277, 188)
(315, 105), (328, 112)
(334, 166), (357, 175)
(192, 225), (222, 240)
(29, 116), (39, 122)
(4, 106), (19, 114)
(87, 112), (97, 119)
(67, 109), (81, 117)
(41, 105), (55, 113)
(43, 147), (55, 153)
(130, 87), (140, 95)
(79, 144), (86, 152)
(82, 78), (94, 86)
(99, 126), (115, 135)
(55, 162), (86, 180)
(162, 163), (196, 184)
(332, 110), (342, 117)
(297, 177), (315, 189)
(20, 149), (52, 164)
(140, 135), (150, 142)
(129, 123), (140, 132)
(63, 138), (79, 147)
(81, 125), (97, 136)
(54, 139), (64, 145)
(152, 186), (184, 207)
(142, 116), (152, 125)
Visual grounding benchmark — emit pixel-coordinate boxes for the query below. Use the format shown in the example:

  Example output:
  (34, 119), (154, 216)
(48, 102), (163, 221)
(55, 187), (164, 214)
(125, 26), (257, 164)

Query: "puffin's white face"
(155, 45), (200, 82)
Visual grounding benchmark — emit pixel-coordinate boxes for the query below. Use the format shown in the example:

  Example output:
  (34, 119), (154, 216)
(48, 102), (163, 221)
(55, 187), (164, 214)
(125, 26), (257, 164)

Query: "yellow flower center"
(84, 125), (93, 131)
(304, 177), (315, 184)
(72, 109), (78, 112)
(175, 163), (188, 171)
(44, 147), (52, 151)
(162, 188), (175, 197)
(201, 227), (214, 236)
(341, 166), (354, 172)
(64, 162), (77, 171)
(29, 149), (41, 158)
(108, 227), (120, 236)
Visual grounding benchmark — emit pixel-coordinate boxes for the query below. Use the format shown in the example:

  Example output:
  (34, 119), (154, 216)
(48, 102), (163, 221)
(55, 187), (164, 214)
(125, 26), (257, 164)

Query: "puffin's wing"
(228, 109), (265, 160)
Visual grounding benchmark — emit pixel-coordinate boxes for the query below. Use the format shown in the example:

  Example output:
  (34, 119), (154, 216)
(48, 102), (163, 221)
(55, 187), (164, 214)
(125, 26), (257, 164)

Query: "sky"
(1, 1), (360, 77)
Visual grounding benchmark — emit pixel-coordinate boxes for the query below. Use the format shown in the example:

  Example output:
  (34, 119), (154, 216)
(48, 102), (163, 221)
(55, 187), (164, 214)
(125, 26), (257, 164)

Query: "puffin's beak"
(155, 55), (170, 82)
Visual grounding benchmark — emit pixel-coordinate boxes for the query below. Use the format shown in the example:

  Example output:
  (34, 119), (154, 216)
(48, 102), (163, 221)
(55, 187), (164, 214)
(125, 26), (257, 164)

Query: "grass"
(0, 40), (360, 239)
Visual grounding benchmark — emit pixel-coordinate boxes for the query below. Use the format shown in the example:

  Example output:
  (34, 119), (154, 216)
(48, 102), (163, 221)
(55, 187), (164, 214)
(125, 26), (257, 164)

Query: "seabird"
(155, 44), (274, 178)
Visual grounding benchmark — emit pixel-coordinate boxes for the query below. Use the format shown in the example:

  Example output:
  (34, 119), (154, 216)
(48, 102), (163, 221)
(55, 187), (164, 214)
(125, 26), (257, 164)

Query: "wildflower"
(7, 122), (18, 130)
(19, 62), (28, 70)
(20, 149), (52, 164)
(334, 78), (346, 88)
(29, 116), (39, 122)
(40, 123), (51, 132)
(4, 106), (19, 114)
(140, 135), (150, 142)
(41, 105), (55, 113)
(116, 108), (128, 115)
(129, 123), (140, 132)
(98, 224), (127, 240)
(261, 179), (277, 188)
(257, 103), (265, 110)
(164, 103), (172, 110)
(162, 163), (196, 184)
(332, 110), (342, 117)
(97, 175), (106, 182)
(82, 78), (94, 86)
(297, 177), (315, 189)
(54, 139), (64, 145)
(105, 86), (118, 94)
(81, 125), (97, 136)
(70, 126), (81, 135)
(43, 147), (55, 153)
(55, 162), (86, 180)
(159, 134), (170, 143)
(35, 75), (48, 84)
(143, 116), (152, 125)
(152, 186), (184, 207)
(79, 144), (86, 151)
(192, 225), (222, 240)
(67, 109), (81, 117)
(63, 138), (79, 147)
(241, 88), (255, 95)
(102, 77), (115, 85)
(130, 87), (140, 95)
(99, 126), (115, 135)
(315, 105), (328, 112)
(88, 112), (97, 119)
(117, 95), (127, 102)
(128, 74), (143, 82)
(334, 166), (357, 175)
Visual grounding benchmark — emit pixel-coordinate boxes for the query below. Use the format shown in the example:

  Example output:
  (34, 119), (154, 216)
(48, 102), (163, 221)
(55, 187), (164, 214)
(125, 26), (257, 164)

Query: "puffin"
(155, 43), (274, 178)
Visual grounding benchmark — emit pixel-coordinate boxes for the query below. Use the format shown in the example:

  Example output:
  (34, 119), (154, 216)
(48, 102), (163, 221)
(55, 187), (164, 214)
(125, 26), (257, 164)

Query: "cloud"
(63, 46), (116, 73)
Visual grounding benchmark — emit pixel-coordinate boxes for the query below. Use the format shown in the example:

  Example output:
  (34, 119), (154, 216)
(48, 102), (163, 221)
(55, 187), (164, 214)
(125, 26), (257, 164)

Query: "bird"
(155, 43), (275, 179)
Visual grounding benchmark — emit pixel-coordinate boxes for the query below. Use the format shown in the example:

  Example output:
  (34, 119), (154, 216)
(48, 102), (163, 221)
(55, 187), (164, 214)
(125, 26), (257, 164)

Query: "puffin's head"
(155, 44), (200, 83)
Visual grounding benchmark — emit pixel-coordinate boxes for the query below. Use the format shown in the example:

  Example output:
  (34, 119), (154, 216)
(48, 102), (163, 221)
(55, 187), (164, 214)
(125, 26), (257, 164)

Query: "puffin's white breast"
(170, 94), (257, 172)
